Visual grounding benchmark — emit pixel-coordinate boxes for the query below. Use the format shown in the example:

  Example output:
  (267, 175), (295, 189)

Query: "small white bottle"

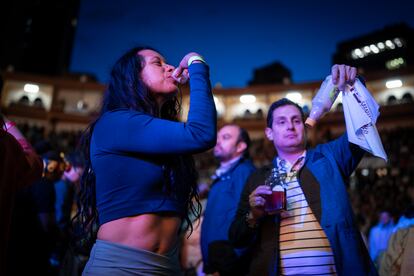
(172, 68), (189, 84)
(305, 75), (340, 128)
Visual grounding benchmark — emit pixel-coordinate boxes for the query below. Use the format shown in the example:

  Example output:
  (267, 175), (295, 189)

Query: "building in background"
(333, 23), (414, 74)
(1, 21), (413, 167)
(1, 18), (414, 275)
(248, 61), (292, 85)
(0, 0), (80, 76)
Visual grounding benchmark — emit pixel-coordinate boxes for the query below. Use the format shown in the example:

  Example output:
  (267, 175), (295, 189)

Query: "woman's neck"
(154, 96), (166, 112)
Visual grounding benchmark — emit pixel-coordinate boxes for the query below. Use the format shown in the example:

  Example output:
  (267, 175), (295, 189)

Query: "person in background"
(0, 75), (43, 275)
(32, 151), (67, 273)
(54, 151), (85, 271)
(180, 183), (209, 276)
(368, 210), (395, 265)
(200, 124), (255, 275)
(379, 205), (414, 276)
(77, 46), (216, 275)
(55, 152), (85, 233)
(229, 65), (378, 275)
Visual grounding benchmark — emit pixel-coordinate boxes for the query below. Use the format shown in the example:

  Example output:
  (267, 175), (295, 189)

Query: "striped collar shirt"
(276, 153), (337, 276)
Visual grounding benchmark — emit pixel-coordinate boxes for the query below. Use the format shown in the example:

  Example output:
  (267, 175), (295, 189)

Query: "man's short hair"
(266, 98), (305, 128)
(223, 124), (251, 158)
(237, 127), (251, 158)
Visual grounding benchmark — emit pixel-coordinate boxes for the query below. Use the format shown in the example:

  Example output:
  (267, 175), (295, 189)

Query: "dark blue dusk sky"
(70, 0), (414, 88)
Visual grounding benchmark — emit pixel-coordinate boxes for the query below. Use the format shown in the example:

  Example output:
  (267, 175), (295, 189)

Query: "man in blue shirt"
(368, 210), (394, 264)
(201, 124), (256, 275)
(229, 65), (378, 275)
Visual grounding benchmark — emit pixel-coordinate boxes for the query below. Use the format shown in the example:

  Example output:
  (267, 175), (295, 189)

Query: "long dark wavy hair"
(73, 46), (201, 248)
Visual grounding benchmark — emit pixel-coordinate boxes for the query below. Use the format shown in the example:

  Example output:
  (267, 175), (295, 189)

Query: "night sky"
(70, 0), (414, 88)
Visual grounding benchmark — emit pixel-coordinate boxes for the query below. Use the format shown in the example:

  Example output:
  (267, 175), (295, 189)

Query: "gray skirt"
(82, 239), (182, 276)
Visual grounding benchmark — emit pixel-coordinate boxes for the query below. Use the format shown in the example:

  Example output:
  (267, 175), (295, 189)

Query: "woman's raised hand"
(172, 52), (204, 84)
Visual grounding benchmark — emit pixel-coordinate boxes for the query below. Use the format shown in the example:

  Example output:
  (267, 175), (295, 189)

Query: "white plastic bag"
(342, 80), (388, 161)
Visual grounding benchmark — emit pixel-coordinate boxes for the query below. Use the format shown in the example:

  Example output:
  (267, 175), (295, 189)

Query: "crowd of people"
(2, 48), (414, 276)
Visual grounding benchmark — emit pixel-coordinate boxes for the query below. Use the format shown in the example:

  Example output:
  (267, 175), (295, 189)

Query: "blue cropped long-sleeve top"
(91, 63), (217, 225)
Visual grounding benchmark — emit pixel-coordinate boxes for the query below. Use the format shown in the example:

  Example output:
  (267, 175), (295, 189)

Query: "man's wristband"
(187, 55), (207, 67)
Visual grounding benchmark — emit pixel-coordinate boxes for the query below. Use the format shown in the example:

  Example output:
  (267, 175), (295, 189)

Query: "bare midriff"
(97, 213), (181, 255)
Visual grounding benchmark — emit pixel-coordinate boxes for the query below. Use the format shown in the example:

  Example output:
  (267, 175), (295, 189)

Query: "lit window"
(240, 94), (256, 104)
(352, 48), (364, 59)
(386, 58), (405, 70)
(24, 83), (39, 93)
(385, 79), (403, 89)
(285, 92), (302, 102)
(213, 96), (225, 116)
(370, 44), (379, 54)
(213, 96), (220, 106)
(351, 51), (359, 59)
(361, 169), (369, 176)
(393, 38), (403, 47)
(385, 40), (395, 49)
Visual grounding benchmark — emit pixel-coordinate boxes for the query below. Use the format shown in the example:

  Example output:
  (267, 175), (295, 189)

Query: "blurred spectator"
(0, 75), (43, 275)
(54, 151), (85, 273)
(55, 152), (84, 231)
(387, 95), (397, 105)
(401, 93), (413, 104)
(180, 183), (209, 276)
(200, 125), (255, 275)
(243, 109), (253, 118)
(379, 206), (414, 276)
(32, 151), (66, 272)
(369, 210), (395, 264)
(16, 123), (82, 154)
(17, 95), (30, 105)
(34, 97), (45, 109)
(8, 150), (65, 275)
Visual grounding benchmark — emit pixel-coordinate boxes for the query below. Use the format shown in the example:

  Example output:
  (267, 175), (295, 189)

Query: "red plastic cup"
(264, 187), (286, 214)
